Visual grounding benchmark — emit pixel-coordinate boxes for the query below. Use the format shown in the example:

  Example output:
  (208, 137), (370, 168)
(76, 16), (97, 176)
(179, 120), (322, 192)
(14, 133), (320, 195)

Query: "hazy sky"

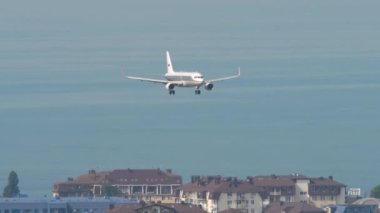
(0, 0), (379, 196)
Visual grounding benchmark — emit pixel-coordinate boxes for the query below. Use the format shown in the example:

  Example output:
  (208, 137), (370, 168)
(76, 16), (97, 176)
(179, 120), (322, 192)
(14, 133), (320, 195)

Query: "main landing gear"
(169, 90), (175, 95)
(195, 89), (201, 95)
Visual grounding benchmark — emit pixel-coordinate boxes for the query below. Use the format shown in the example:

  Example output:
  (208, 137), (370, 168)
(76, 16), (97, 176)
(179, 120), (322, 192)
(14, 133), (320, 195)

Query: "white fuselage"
(127, 51), (239, 95)
(165, 71), (205, 87)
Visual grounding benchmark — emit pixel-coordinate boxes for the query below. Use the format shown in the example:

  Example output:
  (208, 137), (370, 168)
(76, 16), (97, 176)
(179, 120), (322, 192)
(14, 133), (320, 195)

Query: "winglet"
(237, 67), (241, 76)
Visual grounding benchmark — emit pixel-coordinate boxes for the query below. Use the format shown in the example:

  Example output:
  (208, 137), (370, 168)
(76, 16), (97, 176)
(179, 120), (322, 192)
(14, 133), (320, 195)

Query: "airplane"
(127, 51), (240, 95)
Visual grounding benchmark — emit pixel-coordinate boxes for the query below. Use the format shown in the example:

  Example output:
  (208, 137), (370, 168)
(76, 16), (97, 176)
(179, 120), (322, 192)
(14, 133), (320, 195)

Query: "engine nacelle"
(204, 83), (214, 91)
(165, 83), (175, 90)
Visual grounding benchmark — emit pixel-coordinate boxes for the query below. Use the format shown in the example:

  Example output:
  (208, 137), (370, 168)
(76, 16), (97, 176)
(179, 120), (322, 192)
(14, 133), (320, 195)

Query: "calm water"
(0, 1), (380, 196)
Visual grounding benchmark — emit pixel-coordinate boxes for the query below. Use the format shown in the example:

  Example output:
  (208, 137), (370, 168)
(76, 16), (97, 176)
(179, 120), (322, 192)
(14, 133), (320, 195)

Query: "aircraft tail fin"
(166, 51), (174, 73)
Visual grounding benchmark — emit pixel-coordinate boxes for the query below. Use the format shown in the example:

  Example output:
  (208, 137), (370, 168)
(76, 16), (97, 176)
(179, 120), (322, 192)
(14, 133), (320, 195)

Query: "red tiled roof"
(105, 169), (182, 185)
(308, 177), (345, 196)
(53, 169), (182, 195)
(214, 181), (260, 194)
(180, 178), (261, 194)
(309, 177), (345, 187)
(264, 202), (325, 213)
(108, 203), (207, 213)
(179, 181), (222, 193)
(55, 169), (181, 186)
(55, 171), (110, 185)
(251, 175), (297, 187)
(179, 177), (267, 200)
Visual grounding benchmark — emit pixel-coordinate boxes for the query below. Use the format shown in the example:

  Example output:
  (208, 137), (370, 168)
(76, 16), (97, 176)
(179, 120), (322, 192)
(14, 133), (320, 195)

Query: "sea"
(0, 1), (379, 197)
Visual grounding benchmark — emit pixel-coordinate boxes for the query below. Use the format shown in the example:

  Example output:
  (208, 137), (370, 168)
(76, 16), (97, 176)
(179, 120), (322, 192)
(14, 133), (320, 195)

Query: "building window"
(238, 193), (246, 201)
(132, 186), (143, 194)
(321, 196), (325, 200)
(251, 200), (255, 204)
(147, 186), (156, 194)
(161, 186), (171, 195)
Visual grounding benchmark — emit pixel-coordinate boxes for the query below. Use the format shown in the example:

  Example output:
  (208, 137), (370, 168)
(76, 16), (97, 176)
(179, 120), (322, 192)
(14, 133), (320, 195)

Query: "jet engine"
(204, 83), (214, 91)
(165, 83), (175, 90)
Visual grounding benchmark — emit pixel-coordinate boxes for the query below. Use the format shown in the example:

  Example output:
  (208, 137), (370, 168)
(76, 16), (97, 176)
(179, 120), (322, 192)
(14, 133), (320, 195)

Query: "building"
(0, 197), (137, 213)
(247, 174), (346, 208)
(177, 176), (267, 213)
(108, 203), (207, 213)
(53, 170), (109, 197)
(249, 175), (305, 203)
(53, 169), (182, 203)
(308, 177), (345, 207)
(325, 204), (378, 213)
(264, 202), (325, 213)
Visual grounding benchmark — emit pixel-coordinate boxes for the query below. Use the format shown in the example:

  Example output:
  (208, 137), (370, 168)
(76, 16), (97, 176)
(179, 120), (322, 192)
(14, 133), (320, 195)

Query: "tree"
(370, 185), (380, 199)
(101, 185), (122, 197)
(3, 171), (20, 197)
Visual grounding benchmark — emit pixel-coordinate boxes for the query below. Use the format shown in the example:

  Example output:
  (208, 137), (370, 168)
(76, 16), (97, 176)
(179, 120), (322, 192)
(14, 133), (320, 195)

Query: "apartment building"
(308, 177), (346, 208)
(53, 169), (182, 203)
(247, 174), (346, 208)
(249, 175), (302, 203)
(177, 176), (267, 213)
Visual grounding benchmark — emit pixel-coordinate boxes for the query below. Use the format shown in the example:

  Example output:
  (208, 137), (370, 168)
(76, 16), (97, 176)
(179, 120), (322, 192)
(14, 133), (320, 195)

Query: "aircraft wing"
(207, 67), (241, 83)
(127, 76), (169, 84)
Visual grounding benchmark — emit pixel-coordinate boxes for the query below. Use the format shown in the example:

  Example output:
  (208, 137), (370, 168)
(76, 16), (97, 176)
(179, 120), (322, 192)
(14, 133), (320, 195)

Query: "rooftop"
(106, 168), (182, 185)
(54, 168), (182, 187)
(264, 202), (325, 213)
(108, 203), (207, 213)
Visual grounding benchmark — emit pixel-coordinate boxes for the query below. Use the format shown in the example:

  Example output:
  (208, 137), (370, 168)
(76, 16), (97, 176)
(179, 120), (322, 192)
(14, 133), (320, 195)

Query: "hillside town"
(50, 168), (380, 213)
(42, 169), (380, 212)
(1, 168), (379, 213)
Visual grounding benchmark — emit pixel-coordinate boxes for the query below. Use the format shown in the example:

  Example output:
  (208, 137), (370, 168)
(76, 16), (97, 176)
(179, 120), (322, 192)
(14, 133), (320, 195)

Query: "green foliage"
(3, 171), (20, 197)
(370, 185), (380, 199)
(101, 185), (122, 197)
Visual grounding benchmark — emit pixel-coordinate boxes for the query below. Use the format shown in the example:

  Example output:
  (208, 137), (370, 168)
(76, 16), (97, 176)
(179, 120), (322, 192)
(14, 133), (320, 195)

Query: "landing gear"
(169, 90), (175, 95)
(195, 89), (201, 95)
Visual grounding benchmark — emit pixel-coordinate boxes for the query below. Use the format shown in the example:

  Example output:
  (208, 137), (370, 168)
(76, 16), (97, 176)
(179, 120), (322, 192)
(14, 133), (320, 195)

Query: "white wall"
(295, 179), (310, 202)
